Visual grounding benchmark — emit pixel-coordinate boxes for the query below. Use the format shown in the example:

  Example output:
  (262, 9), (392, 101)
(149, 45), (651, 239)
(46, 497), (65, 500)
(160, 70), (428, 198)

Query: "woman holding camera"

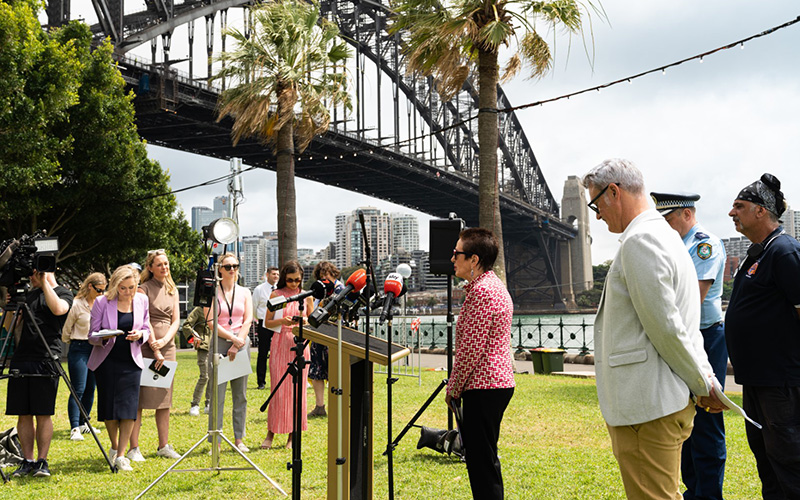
(204, 252), (253, 453)
(445, 228), (515, 500)
(128, 249), (181, 461)
(88, 265), (150, 472)
(260, 261), (313, 450)
(62, 272), (107, 441)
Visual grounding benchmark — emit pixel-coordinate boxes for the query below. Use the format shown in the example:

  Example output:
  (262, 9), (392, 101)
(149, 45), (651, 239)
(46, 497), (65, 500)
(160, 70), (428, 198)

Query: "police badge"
(697, 242), (712, 260)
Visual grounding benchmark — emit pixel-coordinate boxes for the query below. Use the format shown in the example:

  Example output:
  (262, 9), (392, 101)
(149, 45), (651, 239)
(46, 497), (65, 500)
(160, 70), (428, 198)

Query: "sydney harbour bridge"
(45, 0), (593, 310)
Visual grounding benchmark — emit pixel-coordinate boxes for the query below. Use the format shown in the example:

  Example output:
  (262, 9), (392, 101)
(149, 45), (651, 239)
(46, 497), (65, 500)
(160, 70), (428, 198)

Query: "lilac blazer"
(88, 293), (151, 371)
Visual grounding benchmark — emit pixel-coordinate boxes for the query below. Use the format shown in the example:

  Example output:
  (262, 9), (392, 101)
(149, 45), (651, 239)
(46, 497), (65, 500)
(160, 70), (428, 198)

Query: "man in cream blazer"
(582, 159), (726, 499)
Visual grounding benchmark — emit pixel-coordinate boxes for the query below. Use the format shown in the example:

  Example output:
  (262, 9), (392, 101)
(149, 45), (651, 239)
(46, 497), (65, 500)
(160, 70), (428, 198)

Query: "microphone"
(267, 279), (333, 312)
(308, 268), (367, 327)
(379, 272), (406, 323)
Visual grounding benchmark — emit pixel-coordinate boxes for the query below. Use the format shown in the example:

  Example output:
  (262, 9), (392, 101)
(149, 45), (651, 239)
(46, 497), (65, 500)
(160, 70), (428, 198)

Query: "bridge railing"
(367, 315), (595, 358)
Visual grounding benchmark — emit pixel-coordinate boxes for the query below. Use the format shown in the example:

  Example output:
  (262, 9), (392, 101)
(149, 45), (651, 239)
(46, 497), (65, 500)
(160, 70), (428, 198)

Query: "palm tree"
(214, 0), (351, 265)
(390, 0), (604, 283)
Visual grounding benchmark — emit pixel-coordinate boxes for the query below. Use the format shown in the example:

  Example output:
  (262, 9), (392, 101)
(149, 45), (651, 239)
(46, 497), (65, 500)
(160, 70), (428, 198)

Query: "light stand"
(288, 300), (307, 500)
(136, 218), (286, 499)
(357, 211), (375, 500)
(384, 309), (398, 499)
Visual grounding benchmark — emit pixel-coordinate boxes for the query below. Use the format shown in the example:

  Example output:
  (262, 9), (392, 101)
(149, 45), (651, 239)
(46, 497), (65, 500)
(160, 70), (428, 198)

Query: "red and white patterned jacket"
(447, 270), (515, 399)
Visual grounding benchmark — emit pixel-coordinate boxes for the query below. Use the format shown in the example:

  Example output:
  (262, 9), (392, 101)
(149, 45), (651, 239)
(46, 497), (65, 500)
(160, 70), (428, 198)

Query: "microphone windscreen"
(384, 272), (403, 296)
(346, 268), (367, 290)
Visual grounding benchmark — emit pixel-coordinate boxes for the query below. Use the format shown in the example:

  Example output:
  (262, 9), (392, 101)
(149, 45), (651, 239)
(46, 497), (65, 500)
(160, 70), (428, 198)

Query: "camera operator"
(7, 269), (72, 478)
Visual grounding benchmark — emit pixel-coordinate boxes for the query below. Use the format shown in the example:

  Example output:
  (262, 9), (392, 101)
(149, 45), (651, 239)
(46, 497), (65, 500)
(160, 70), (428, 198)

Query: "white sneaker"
(189, 405), (200, 416)
(80, 423), (100, 434)
(204, 405), (209, 414)
(114, 456), (133, 471)
(127, 447), (146, 462)
(236, 442), (250, 453)
(109, 448), (117, 462)
(70, 427), (84, 441)
(156, 444), (181, 459)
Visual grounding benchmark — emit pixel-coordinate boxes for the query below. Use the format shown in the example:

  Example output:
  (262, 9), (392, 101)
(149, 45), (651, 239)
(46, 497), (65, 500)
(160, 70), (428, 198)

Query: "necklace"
(220, 284), (236, 327)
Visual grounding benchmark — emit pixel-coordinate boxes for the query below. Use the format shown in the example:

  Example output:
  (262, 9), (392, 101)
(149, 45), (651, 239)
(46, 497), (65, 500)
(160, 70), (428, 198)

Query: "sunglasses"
(92, 285), (106, 294)
(453, 249), (472, 258)
(587, 184), (611, 214)
(221, 264), (240, 271)
(147, 248), (166, 255)
(285, 277), (302, 284)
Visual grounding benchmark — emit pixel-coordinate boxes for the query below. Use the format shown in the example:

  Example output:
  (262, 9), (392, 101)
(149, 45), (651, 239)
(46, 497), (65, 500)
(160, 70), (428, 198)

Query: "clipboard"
(140, 358), (178, 388)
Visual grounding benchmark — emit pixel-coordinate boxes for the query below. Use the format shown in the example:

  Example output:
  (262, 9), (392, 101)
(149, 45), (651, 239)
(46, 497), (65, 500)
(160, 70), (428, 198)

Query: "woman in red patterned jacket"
(446, 227), (515, 500)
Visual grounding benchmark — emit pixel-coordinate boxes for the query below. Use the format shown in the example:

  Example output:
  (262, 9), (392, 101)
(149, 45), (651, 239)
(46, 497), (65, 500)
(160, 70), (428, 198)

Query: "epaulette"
(695, 232), (709, 240)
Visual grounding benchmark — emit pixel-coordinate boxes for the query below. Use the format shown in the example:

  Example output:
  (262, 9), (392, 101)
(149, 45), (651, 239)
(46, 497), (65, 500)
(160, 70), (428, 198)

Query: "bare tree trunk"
(477, 48), (506, 283)
(276, 120), (298, 266)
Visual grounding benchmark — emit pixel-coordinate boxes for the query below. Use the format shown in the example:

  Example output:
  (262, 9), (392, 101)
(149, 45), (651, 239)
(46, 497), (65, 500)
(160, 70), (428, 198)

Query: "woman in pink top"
(260, 261), (313, 450)
(204, 253), (253, 453)
(445, 228), (515, 500)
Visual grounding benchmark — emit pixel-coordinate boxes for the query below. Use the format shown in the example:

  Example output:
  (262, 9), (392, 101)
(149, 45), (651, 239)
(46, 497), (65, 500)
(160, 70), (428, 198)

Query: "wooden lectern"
(297, 322), (410, 500)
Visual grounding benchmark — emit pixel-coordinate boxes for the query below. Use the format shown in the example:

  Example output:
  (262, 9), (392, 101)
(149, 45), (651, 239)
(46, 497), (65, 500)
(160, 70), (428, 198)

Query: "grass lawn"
(0, 350), (761, 499)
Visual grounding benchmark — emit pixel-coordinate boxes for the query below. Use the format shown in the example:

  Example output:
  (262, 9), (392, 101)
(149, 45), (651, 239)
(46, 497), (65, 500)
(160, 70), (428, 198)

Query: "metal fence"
(370, 315), (595, 356)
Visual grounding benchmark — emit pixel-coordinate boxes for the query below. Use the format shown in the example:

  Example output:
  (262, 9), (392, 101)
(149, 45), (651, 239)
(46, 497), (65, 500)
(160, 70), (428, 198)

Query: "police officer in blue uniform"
(651, 191), (727, 500)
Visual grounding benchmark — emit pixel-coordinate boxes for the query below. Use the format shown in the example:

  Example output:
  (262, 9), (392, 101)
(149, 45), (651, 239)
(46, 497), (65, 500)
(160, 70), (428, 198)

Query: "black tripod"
(387, 273), (455, 450)
(258, 304), (308, 500)
(0, 297), (115, 481)
(383, 310), (399, 499)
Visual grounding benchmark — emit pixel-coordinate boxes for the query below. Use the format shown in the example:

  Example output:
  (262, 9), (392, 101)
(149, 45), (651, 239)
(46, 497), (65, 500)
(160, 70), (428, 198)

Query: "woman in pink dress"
(260, 261), (313, 450)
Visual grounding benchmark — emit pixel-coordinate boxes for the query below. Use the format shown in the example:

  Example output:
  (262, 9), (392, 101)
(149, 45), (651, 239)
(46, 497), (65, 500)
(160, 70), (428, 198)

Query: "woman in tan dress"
(127, 249), (181, 461)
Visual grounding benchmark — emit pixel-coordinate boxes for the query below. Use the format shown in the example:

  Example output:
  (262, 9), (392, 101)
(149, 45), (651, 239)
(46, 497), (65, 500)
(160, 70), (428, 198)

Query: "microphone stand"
(288, 300), (307, 500)
(357, 210), (376, 500)
(384, 309), (398, 499)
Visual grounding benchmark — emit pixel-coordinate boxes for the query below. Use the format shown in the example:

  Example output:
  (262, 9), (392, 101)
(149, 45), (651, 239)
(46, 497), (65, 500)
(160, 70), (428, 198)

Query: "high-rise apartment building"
(334, 208), (419, 271)
(191, 195), (229, 233)
(241, 235), (267, 288)
(391, 213), (419, 255)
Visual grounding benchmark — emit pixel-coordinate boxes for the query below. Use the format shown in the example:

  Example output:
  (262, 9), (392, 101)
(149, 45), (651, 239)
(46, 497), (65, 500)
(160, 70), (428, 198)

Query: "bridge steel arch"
(49, 0), (581, 309)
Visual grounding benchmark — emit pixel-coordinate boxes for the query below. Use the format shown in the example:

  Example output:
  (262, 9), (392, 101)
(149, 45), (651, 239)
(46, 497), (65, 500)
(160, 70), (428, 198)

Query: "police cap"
(650, 192), (701, 215)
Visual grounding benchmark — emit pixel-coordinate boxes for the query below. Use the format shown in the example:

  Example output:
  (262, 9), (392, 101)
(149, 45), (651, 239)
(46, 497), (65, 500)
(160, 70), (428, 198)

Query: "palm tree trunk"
(276, 121), (298, 266)
(477, 48), (506, 283)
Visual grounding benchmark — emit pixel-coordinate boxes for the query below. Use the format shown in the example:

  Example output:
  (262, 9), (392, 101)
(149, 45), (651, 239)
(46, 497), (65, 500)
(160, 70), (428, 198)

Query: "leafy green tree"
(576, 259), (610, 308)
(214, 0), (350, 266)
(390, 0), (604, 283)
(0, 0), (80, 208)
(0, 10), (204, 284)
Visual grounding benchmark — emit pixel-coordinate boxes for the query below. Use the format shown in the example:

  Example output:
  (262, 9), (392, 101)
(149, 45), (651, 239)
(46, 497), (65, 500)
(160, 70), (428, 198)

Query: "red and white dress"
(267, 287), (311, 434)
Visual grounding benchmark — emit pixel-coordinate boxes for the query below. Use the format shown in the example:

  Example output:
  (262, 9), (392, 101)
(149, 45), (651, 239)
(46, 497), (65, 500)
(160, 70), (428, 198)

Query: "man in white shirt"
(252, 267), (279, 390)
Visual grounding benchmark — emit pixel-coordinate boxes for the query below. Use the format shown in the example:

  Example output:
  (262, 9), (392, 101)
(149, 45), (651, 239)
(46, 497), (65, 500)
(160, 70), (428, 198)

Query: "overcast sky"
(82, 0), (799, 263)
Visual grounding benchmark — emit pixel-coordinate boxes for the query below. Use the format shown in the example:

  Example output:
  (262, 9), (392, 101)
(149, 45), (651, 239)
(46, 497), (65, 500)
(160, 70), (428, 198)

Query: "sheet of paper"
(217, 349), (252, 384)
(140, 358), (178, 388)
(714, 385), (762, 429)
(267, 309), (283, 333)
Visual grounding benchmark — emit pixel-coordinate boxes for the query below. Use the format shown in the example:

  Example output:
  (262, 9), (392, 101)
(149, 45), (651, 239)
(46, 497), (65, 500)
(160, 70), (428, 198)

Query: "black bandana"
(736, 173), (786, 217)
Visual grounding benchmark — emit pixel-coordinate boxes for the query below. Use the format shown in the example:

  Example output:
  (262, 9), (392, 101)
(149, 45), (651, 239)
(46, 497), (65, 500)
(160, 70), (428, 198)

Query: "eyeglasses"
(221, 264), (240, 271)
(453, 249), (472, 258)
(587, 184), (611, 214)
(285, 277), (302, 284)
(92, 285), (106, 294)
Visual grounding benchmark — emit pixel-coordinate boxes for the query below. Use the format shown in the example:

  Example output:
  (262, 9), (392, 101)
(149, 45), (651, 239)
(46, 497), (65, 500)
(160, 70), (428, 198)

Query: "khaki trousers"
(607, 401), (695, 500)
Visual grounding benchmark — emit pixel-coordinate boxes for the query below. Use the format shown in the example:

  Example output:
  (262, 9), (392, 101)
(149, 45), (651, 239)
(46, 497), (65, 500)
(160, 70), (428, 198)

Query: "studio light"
(205, 217), (239, 244)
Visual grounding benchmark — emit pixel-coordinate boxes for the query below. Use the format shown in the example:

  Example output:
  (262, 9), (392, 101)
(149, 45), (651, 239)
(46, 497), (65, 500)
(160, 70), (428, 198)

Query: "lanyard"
(220, 285), (236, 327)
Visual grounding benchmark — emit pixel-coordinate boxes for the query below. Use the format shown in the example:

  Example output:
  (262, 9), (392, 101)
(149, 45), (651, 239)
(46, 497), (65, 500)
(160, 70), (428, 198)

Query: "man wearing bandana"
(726, 173), (800, 499)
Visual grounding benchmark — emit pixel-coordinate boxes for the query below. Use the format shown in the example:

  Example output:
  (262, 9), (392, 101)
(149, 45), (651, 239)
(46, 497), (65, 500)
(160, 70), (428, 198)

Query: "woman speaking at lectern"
(445, 228), (515, 500)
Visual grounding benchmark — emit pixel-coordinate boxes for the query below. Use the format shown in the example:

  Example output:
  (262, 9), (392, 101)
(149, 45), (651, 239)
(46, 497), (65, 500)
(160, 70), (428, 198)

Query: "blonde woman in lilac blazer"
(88, 265), (151, 472)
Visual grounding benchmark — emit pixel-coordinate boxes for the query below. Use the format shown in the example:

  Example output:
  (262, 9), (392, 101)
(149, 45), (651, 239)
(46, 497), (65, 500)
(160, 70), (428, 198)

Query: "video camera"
(0, 231), (59, 289)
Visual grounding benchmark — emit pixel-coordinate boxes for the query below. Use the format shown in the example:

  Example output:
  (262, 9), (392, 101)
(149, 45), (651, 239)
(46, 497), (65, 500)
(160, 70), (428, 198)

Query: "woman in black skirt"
(88, 265), (151, 472)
